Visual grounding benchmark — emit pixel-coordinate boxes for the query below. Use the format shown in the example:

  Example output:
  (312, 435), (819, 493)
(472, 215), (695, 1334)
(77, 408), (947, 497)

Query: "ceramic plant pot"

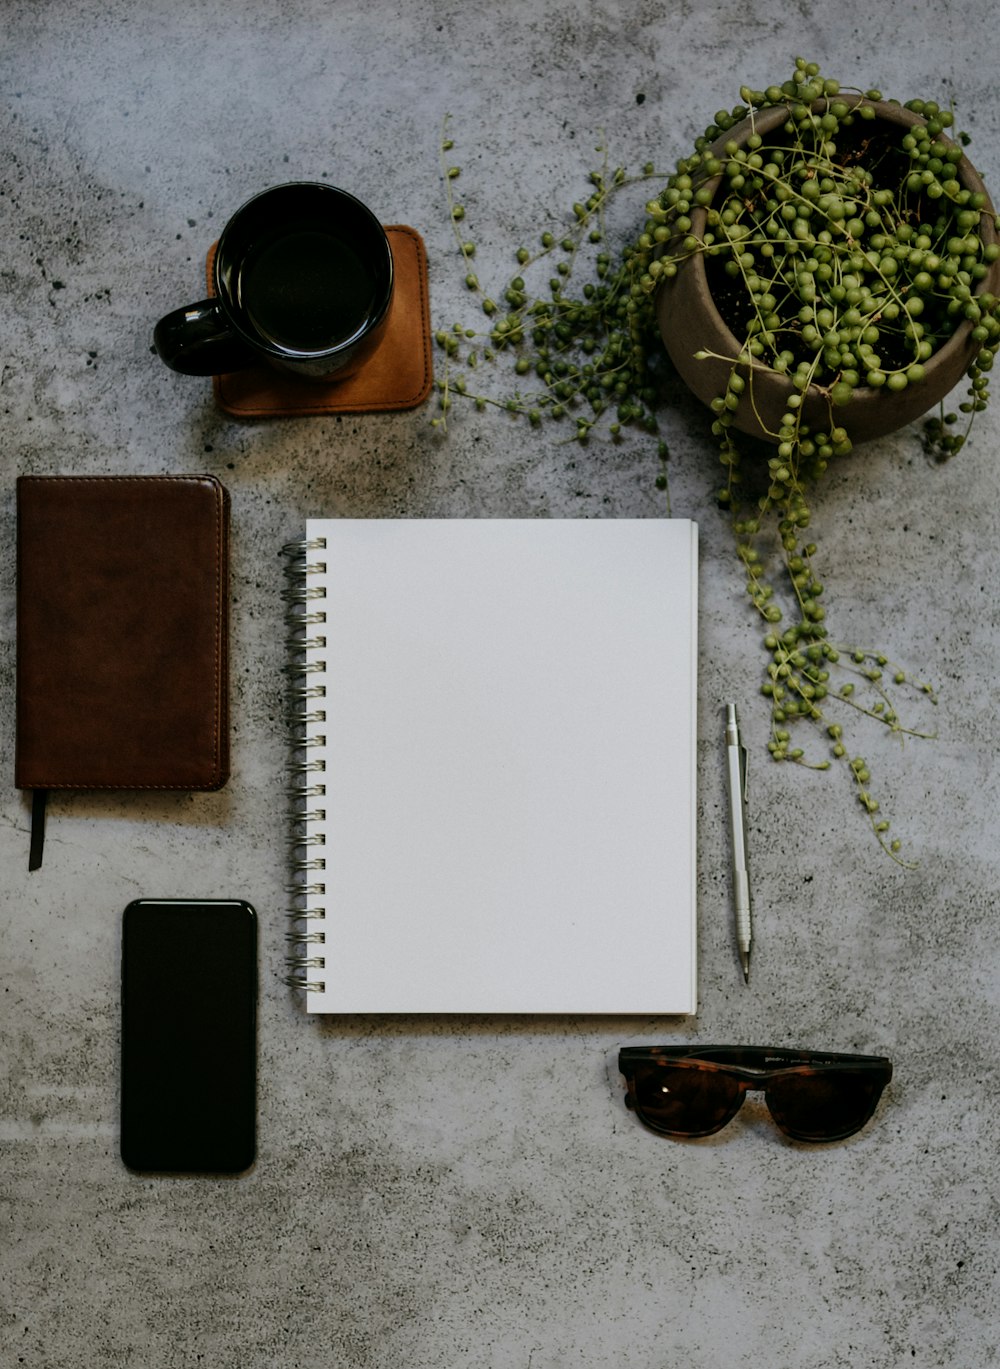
(655, 97), (1000, 445)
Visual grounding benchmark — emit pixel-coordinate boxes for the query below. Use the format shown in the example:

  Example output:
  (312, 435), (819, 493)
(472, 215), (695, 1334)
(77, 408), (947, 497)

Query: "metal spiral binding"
(280, 536), (328, 994)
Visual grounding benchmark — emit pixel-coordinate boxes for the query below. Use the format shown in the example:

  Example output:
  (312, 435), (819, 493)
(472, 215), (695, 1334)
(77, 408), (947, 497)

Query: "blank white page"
(302, 517), (697, 1014)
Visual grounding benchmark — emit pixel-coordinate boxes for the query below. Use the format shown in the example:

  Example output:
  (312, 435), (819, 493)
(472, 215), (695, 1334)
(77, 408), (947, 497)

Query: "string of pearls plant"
(434, 131), (671, 473)
(433, 60), (1000, 862)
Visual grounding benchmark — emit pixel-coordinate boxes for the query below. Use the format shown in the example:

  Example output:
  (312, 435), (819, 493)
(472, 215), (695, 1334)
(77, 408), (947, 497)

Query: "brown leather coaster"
(207, 224), (433, 417)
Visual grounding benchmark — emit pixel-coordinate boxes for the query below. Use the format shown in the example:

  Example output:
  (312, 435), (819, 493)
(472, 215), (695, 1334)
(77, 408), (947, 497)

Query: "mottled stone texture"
(2, 4), (999, 1366)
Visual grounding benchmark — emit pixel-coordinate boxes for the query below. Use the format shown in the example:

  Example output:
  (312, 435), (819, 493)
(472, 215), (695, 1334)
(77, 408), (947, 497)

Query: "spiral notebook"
(282, 517), (698, 1015)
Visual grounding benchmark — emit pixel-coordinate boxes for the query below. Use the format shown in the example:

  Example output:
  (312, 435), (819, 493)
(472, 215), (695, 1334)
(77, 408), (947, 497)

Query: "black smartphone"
(120, 898), (257, 1174)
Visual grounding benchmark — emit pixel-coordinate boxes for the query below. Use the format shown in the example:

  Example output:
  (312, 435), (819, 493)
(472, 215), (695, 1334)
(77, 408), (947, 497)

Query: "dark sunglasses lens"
(766, 1071), (884, 1141)
(631, 1063), (743, 1137)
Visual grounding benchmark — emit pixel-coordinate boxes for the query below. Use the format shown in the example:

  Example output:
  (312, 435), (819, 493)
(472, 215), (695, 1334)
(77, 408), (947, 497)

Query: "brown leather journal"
(15, 474), (230, 867)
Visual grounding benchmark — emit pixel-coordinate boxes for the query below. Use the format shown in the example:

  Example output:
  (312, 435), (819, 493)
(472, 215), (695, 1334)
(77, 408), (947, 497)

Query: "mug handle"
(153, 299), (257, 375)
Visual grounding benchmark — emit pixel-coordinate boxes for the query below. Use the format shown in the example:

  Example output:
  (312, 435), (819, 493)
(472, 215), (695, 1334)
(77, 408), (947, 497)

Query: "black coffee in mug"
(240, 224), (378, 352)
(154, 183), (394, 382)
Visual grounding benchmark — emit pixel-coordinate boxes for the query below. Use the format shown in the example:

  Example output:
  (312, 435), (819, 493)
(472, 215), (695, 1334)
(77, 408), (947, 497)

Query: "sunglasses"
(619, 1045), (892, 1143)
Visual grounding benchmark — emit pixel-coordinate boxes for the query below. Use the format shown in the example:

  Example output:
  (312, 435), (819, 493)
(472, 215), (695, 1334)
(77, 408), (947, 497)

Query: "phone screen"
(120, 899), (257, 1174)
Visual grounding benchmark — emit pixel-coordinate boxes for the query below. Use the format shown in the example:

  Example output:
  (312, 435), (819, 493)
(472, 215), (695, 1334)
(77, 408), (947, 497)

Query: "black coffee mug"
(153, 182), (394, 381)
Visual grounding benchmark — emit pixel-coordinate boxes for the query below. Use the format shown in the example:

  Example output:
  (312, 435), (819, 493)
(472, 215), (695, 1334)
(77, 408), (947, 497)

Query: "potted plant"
(654, 89), (1000, 449)
(434, 60), (1000, 859)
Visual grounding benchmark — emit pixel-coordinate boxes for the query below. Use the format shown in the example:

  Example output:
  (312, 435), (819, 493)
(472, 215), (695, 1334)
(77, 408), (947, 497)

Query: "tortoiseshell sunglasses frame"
(618, 1045), (893, 1142)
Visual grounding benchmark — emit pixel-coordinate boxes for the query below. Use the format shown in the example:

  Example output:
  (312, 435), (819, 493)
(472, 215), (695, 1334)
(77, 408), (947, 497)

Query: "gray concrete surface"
(2, 3), (998, 1366)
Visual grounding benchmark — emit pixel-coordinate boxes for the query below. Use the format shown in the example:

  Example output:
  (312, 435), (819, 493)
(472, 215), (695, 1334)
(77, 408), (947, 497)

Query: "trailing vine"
(433, 61), (1000, 862)
(433, 119), (673, 487)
